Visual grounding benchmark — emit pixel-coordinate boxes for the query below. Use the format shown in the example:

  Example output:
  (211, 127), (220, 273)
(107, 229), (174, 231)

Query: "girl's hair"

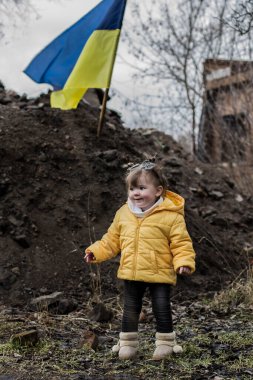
(125, 160), (167, 196)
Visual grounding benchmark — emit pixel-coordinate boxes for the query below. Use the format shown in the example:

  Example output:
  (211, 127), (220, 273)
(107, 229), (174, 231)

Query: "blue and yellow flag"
(24, 0), (127, 110)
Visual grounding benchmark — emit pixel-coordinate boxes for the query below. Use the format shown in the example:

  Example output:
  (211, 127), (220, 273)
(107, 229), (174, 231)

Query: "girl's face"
(128, 173), (163, 211)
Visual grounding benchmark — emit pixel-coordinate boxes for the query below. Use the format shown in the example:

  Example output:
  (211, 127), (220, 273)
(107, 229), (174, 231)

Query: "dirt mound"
(0, 83), (252, 307)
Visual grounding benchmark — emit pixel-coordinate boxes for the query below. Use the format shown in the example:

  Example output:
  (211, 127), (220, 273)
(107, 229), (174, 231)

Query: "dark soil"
(0, 83), (253, 379)
(0, 84), (252, 307)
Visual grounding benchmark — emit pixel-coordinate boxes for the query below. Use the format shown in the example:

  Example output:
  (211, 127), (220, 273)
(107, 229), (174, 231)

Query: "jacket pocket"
(150, 251), (159, 274)
(119, 252), (125, 270)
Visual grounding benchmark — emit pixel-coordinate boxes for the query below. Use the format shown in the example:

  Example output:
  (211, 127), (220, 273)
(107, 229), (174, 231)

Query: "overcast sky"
(0, 0), (136, 126)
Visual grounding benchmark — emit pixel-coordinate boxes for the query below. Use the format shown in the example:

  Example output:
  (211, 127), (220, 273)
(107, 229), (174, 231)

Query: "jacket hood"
(158, 190), (185, 215)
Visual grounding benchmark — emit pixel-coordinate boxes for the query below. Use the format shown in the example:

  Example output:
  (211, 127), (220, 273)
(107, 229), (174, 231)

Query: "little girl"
(84, 160), (196, 360)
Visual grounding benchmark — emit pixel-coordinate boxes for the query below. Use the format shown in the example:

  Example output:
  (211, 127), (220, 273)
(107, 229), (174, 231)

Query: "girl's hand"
(177, 266), (191, 276)
(84, 251), (95, 263)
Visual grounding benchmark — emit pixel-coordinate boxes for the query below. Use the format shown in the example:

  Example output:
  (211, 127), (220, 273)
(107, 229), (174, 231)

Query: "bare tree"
(229, 0), (253, 35)
(0, 0), (36, 40)
(121, 0), (253, 153)
(0, 0), (63, 41)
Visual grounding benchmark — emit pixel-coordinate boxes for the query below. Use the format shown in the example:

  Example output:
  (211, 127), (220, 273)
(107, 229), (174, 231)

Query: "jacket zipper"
(133, 219), (142, 280)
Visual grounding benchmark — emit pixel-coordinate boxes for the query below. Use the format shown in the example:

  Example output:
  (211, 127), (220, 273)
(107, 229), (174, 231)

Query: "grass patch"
(211, 268), (253, 312)
(0, 300), (252, 379)
(218, 331), (253, 348)
(0, 342), (13, 356)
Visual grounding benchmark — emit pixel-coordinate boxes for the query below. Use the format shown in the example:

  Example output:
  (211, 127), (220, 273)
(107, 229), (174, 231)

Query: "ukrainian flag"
(24, 0), (127, 110)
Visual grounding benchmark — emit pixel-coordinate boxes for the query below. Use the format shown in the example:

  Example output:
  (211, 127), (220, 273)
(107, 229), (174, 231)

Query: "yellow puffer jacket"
(86, 190), (196, 285)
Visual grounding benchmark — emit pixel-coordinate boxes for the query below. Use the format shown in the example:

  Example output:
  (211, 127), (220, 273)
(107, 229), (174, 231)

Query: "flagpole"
(97, 88), (109, 137)
(97, 1), (127, 137)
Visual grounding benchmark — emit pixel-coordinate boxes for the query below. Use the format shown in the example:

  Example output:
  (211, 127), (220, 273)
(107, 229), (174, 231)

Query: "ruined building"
(198, 59), (253, 164)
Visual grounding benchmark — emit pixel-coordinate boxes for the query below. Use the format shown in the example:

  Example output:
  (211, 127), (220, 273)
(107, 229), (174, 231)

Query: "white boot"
(112, 332), (138, 360)
(153, 332), (183, 360)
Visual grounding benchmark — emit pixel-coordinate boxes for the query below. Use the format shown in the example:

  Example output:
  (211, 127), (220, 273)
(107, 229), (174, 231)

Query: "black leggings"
(122, 280), (173, 333)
